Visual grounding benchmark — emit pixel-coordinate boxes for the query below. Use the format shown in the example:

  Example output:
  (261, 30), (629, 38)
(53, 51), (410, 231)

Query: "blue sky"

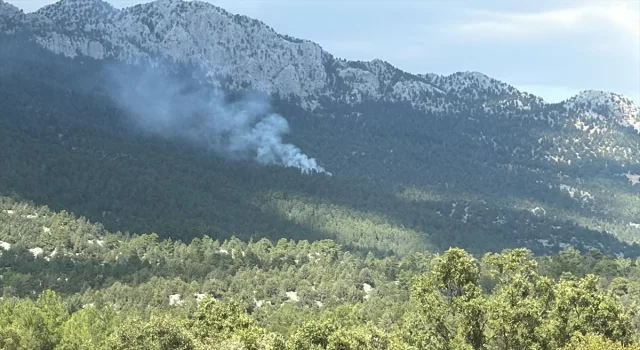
(14, 0), (640, 104)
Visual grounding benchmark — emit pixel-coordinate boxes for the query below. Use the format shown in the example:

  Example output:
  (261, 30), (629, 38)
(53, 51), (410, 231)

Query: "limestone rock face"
(2, 0), (611, 117)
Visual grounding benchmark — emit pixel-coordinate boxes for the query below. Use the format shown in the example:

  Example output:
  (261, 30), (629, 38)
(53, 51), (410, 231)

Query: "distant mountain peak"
(0, 0), (20, 11)
(0, 0), (24, 31)
(564, 90), (639, 133)
(1, 0), (633, 122)
(132, 0), (189, 12)
(571, 90), (637, 107)
(36, 0), (116, 14)
(34, 0), (117, 29)
(419, 71), (545, 111)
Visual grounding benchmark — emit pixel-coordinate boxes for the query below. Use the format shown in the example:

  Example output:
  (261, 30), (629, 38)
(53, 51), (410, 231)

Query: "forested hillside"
(2, 196), (640, 349)
(0, 34), (638, 260)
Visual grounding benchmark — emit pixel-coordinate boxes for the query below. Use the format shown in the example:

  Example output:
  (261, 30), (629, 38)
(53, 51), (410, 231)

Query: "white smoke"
(104, 65), (330, 176)
(242, 114), (329, 174)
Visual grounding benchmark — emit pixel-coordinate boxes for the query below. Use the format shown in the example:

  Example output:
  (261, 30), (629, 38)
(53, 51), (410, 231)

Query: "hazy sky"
(12, 0), (640, 104)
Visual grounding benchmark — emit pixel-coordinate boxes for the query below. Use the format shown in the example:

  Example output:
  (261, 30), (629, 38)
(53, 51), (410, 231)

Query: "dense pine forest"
(2, 196), (640, 349)
(1, 36), (638, 260)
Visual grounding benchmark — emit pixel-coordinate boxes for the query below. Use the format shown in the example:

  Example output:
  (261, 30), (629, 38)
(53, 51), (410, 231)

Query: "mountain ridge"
(1, 0), (637, 117)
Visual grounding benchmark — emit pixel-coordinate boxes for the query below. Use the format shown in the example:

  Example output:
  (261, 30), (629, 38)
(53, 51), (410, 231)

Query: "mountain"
(2, 0), (544, 111)
(0, 0), (639, 260)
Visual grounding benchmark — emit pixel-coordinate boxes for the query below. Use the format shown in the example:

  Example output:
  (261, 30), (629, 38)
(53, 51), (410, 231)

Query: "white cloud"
(456, 2), (640, 40)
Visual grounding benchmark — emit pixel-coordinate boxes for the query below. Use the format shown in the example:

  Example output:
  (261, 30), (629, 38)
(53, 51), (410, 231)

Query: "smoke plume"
(104, 65), (330, 175)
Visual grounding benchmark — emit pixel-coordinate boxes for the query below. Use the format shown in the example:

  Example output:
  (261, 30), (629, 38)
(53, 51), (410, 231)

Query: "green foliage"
(2, 197), (640, 349)
(0, 292), (68, 350)
(103, 315), (194, 350)
(184, 297), (281, 349)
(559, 333), (640, 350)
(396, 248), (637, 350)
(1, 242), (640, 349)
(56, 305), (120, 350)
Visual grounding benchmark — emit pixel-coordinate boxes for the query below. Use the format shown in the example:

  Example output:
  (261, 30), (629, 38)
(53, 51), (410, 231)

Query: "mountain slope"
(0, 0), (639, 258)
(2, 194), (639, 348)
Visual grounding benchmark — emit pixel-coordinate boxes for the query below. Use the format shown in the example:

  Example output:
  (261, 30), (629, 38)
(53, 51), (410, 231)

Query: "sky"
(12, 0), (640, 104)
